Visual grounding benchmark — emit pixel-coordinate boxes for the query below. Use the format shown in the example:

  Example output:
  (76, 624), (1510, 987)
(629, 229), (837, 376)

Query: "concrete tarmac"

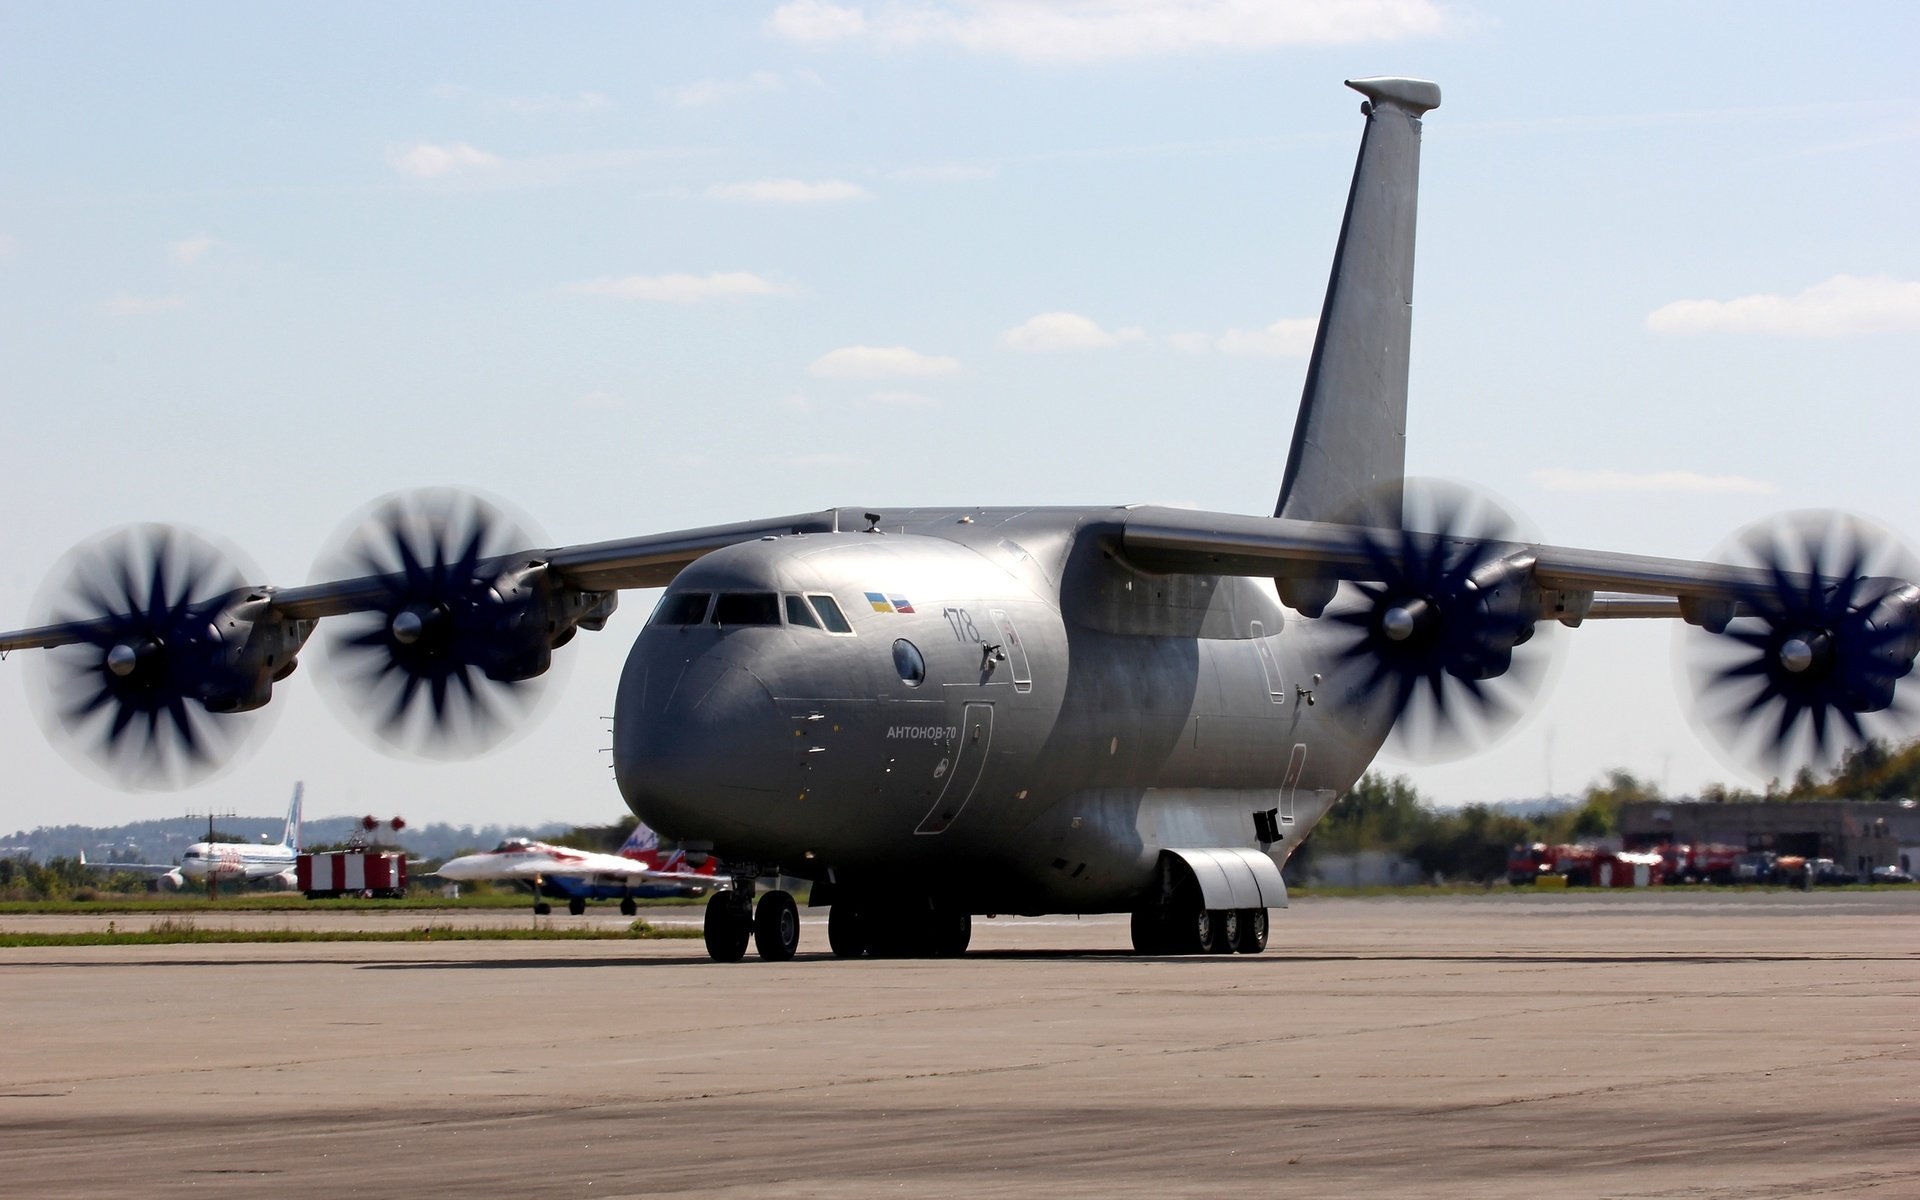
(1, 890), (1915, 1198)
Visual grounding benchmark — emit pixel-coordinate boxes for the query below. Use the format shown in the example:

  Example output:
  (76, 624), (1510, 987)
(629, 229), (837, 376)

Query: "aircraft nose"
(614, 651), (791, 836)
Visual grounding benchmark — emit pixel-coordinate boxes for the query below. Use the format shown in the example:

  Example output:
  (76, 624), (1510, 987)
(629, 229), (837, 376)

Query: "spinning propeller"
(1684, 511), (1920, 774)
(26, 524), (278, 790)
(1324, 480), (1555, 761)
(313, 487), (567, 759)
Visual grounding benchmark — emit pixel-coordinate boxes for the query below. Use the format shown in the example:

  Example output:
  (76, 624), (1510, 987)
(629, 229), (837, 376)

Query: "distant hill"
(3, 815), (579, 865)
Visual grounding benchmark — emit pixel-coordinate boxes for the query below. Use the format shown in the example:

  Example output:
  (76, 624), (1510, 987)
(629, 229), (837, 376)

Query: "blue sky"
(2, 1), (1918, 830)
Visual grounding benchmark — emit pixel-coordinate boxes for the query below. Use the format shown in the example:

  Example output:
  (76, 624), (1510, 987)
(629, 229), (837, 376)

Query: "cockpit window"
(653, 592), (712, 626)
(784, 594), (820, 628)
(810, 594), (853, 634)
(712, 592), (781, 626)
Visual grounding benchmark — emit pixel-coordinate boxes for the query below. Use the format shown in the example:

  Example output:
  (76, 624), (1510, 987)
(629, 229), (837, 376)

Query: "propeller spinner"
(26, 524), (275, 790)
(1325, 479), (1556, 762)
(313, 487), (562, 759)
(1684, 510), (1920, 775)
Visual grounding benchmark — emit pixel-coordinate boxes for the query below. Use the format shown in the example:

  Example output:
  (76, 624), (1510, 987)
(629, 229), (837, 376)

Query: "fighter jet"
(435, 830), (717, 917)
(6, 78), (1917, 963)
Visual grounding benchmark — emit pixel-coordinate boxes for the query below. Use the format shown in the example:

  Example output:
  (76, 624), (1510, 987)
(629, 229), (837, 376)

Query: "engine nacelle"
(197, 591), (317, 714)
(1836, 579), (1920, 714)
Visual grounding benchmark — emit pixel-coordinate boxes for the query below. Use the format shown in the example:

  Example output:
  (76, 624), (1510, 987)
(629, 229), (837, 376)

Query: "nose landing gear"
(702, 883), (803, 962)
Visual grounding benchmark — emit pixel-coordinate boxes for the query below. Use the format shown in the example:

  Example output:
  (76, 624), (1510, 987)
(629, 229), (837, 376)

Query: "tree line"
(1292, 736), (1920, 885)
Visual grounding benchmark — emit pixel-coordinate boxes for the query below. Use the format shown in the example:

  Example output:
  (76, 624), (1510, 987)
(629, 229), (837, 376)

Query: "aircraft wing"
(0, 509), (840, 652)
(1113, 505), (1865, 626)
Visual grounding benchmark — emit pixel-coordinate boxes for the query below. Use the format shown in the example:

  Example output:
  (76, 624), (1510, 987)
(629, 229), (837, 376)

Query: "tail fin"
(1275, 77), (1440, 526)
(281, 782), (303, 853)
(618, 821), (660, 858)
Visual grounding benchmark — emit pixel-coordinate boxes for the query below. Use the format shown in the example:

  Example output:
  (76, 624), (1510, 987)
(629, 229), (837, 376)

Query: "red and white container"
(297, 852), (408, 898)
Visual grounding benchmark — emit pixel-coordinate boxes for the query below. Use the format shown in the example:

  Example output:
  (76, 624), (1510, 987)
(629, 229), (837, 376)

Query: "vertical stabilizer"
(1275, 77), (1440, 526)
(282, 782), (303, 853)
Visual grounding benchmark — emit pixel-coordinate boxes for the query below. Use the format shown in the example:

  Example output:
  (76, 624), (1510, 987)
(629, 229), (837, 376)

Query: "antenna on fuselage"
(863, 512), (883, 534)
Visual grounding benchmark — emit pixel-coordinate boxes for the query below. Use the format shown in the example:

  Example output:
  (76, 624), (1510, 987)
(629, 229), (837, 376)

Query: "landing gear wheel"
(1130, 908), (1169, 955)
(533, 901), (552, 916)
(619, 896), (637, 917)
(1193, 908), (1226, 954)
(567, 896), (586, 917)
(1210, 910), (1238, 954)
(754, 890), (800, 961)
(703, 891), (751, 962)
(931, 912), (971, 957)
(828, 904), (869, 958)
(1232, 908), (1268, 954)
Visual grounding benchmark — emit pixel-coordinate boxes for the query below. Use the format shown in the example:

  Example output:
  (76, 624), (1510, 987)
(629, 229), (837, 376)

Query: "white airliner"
(92, 784), (304, 891)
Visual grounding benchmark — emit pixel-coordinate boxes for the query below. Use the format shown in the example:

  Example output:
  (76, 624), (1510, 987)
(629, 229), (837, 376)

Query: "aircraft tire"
(1232, 908), (1268, 954)
(827, 904), (869, 958)
(1192, 907), (1226, 955)
(1211, 909), (1239, 955)
(930, 911), (971, 957)
(620, 897), (638, 917)
(754, 890), (800, 961)
(703, 891), (751, 962)
(533, 901), (552, 916)
(1129, 909), (1169, 955)
(568, 896), (586, 917)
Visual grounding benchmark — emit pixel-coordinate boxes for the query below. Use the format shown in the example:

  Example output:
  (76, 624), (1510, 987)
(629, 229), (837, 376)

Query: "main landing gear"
(703, 884), (801, 962)
(1131, 900), (1268, 955)
(826, 901), (971, 959)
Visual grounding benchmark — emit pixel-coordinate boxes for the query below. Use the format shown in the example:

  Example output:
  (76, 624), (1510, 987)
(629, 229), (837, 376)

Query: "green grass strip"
(0, 919), (704, 947)
(0, 894), (708, 915)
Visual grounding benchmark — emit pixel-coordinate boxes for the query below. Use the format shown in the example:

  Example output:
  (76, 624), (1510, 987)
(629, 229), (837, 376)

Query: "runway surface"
(2, 890), (1915, 1198)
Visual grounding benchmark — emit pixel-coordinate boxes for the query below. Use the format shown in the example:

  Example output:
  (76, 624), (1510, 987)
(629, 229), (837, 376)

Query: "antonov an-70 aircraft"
(6, 79), (1917, 962)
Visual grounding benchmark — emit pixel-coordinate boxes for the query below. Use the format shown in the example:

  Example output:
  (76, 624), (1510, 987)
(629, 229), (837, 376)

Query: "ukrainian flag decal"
(865, 592), (893, 613)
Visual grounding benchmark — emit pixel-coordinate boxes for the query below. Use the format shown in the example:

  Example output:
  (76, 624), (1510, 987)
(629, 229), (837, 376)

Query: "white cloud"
(867, 390), (937, 406)
(705, 178), (869, 204)
(1528, 468), (1776, 496)
(169, 235), (217, 266)
(809, 345), (960, 379)
(569, 272), (790, 303)
(1000, 311), (1142, 352)
(1646, 274), (1920, 338)
(1169, 317), (1317, 356)
(106, 293), (186, 316)
(766, 0), (1447, 62)
(666, 71), (789, 109)
(387, 142), (502, 179)
(767, 1), (868, 43)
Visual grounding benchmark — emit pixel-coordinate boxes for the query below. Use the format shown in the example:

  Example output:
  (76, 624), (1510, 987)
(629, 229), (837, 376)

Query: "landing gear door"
(989, 609), (1032, 693)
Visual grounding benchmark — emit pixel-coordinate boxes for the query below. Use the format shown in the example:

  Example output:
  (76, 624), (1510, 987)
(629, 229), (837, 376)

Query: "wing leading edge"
(1114, 505), (1843, 627)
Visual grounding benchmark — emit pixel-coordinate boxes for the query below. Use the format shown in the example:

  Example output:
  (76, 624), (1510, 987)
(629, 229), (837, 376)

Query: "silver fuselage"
(613, 507), (1384, 915)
